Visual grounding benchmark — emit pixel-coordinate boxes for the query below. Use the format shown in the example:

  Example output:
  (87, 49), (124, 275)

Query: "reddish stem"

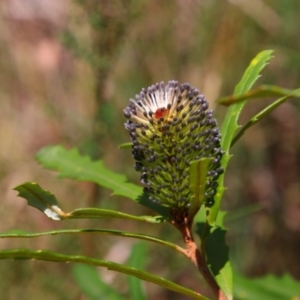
(171, 215), (228, 300)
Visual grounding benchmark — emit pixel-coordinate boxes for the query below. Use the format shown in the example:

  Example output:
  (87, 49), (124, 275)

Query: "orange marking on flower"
(154, 107), (169, 120)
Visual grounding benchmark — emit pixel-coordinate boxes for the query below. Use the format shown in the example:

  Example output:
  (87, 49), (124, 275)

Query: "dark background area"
(0, 0), (300, 299)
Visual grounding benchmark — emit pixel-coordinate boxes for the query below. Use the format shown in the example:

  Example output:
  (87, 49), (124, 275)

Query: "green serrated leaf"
(234, 273), (300, 300)
(0, 249), (208, 300)
(205, 228), (233, 300)
(218, 84), (300, 105)
(35, 145), (170, 218)
(14, 182), (63, 220)
(14, 182), (167, 223)
(0, 228), (186, 256)
(208, 50), (274, 226)
(196, 224), (233, 300)
(72, 264), (124, 300)
(36, 145), (142, 200)
(127, 243), (147, 300)
(188, 158), (213, 220)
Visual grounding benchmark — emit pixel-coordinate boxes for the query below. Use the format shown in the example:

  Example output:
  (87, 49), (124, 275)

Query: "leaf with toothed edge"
(35, 145), (170, 218)
(207, 50), (275, 226)
(36, 145), (142, 200)
(203, 225), (233, 300)
(14, 182), (64, 220)
(197, 50), (275, 299)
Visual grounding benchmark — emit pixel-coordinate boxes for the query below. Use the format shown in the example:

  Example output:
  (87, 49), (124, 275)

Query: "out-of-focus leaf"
(35, 145), (170, 218)
(209, 50), (274, 226)
(197, 204), (262, 236)
(218, 84), (300, 105)
(234, 273), (300, 300)
(0, 249), (208, 300)
(196, 224), (233, 300)
(59, 30), (109, 70)
(72, 264), (124, 300)
(0, 228), (186, 256)
(127, 243), (147, 300)
(36, 145), (142, 200)
(14, 182), (166, 223)
(231, 91), (300, 146)
(224, 204), (263, 224)
(188, 158), (213, 220)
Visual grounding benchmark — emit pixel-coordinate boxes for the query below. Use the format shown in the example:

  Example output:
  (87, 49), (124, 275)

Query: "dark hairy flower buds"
(124, 81), (224, 210)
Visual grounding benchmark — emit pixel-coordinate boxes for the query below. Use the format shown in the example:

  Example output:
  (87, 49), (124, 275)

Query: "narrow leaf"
(127, 243), (147, 300)
(0, 249), (209, 300)
(188, 158), (213, 220)
(0, 228), (187, 256)
(218, 84), (300, 105)
(14, 182), (166, 223)
(208, 50), (274, 225)
(66, 208), (165, 223)
(35, 145), (170, 218)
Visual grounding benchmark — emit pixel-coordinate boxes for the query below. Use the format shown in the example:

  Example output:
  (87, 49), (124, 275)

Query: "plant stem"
(172, 216), (228, 300)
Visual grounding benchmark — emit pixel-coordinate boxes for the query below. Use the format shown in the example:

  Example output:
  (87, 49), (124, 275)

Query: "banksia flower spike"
(124, 81), (223, 216)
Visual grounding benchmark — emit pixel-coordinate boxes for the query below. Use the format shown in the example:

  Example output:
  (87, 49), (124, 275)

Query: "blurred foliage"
(0, 0), (300, 299)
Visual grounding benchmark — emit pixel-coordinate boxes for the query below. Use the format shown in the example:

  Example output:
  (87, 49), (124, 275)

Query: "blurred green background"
(0, 0), (300, 299)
